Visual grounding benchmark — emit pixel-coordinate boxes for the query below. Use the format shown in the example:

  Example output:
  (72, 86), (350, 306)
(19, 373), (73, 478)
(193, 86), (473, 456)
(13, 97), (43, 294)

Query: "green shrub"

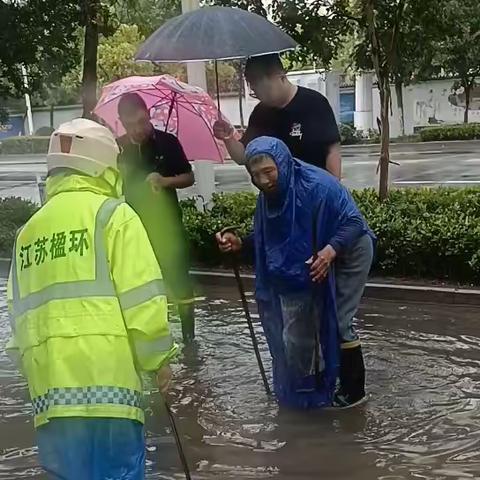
(182, 192), (256, 265)
(35, 126), (55, 136)
(340, 125), (380, 145)
(339, 123), (362, 145)
(419, 123), (480, 142)
(0, 197), (38, 257)
(182, 188), (480, 282)
(352, 188), (480, 281)
(5, 189), (480, 283)
(0, 136), (50, 155)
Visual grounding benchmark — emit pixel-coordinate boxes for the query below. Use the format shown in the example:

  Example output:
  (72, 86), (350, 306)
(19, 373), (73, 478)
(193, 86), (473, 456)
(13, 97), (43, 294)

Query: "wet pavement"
(1, 141), (480, 202)
(2, 280), (480, 479)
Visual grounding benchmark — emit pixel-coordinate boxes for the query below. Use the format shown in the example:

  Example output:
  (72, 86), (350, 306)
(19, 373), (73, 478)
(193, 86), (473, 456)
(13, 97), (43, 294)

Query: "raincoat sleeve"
(325, 186), (366, 254)
(107, 204), (178, 372)
(5, 262), (23, 374)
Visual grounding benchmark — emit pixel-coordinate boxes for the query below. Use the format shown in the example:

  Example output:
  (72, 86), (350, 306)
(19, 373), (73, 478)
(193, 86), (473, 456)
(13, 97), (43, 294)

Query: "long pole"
(232, 259), (272, 396)
(164, 400), (192, 480)
(215, 60), (221, 112)
(181, 0), (207, 92)
(21, 65), (34, 135)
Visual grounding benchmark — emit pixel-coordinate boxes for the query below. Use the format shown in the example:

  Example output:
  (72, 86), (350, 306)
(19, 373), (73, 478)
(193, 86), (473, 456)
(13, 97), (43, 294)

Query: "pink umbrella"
(94, 75), (235, 163)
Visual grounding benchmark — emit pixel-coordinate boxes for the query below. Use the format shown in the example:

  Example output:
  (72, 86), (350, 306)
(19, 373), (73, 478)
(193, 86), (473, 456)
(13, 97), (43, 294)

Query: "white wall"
(288, 70), (326, 95)
(26, 75), (480, 139)
(28, 105), (83, 134)
(371, 78), (480, 138)
(218, 94), (256, 127)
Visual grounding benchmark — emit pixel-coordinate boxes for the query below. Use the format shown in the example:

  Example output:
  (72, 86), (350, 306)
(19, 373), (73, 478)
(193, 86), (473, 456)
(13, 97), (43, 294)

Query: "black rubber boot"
(333, 344), (366, 408)
(179, 303), (195, 343)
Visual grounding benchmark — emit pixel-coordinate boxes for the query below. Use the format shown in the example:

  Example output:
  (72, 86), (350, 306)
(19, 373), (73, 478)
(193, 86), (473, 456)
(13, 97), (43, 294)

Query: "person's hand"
(308, 245), (337, 282)
(156, 365), (172, 395)
(213, 119), (234, 141)
(215, 231), (242, 253)
(146, 172), (170, 192)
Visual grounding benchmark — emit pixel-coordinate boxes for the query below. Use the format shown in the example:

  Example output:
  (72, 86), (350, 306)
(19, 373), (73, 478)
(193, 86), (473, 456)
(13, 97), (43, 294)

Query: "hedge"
(0, 136), (50, 155)
(3, 189), (480, 283)
(339, 124), (380, 145)
(420, 123), (480, 142)
(0, 197), (38, 257)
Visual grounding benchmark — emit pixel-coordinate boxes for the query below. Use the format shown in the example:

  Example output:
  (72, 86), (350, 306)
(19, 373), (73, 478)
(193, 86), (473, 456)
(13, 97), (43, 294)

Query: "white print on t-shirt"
(289, 123), (303, 140)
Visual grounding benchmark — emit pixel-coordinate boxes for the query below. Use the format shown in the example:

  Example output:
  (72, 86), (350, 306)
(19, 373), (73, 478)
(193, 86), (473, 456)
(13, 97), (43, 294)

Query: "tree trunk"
(364, 0), (391, 200)
(81, 0), (99, 119)
(395, 79), (405, 137)
(464, 81), (471, 124)
(379, 76), (391, 201)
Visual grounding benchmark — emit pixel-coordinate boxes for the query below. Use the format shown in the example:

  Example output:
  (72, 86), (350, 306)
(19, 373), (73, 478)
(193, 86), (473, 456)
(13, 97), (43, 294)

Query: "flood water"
(1, 278), (480, 479)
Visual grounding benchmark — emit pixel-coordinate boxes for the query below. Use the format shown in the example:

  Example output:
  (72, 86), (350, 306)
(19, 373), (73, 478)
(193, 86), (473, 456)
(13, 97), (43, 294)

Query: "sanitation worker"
(216, 137), (374, 409)
(6, 119), (177, 479)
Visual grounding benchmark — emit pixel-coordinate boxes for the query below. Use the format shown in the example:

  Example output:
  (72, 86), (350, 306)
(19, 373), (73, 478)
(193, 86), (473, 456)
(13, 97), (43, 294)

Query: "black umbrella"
(135, 6), (297, 108)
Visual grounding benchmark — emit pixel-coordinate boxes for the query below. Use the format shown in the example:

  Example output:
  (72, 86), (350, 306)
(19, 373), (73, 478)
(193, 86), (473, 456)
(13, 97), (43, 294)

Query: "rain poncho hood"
(246, 136), (344, 409)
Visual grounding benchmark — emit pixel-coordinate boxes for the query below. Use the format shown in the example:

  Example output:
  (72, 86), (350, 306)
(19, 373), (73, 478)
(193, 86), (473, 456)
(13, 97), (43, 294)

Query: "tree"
(206, 62), (238, 94)
(389, 1), (444, 135)
(210, 0), (267, 16)
(273, 0), (448, 200)
(115, 0), (181, 36)
(59, 24), (157, 101)
(0, 1), (79, 110)
(79, 0), (187, 118)
(81, 0), (101, 118)
(435, 0), (480, 124)
(353, 0), (409, 200)
(271, 1), (351, 68)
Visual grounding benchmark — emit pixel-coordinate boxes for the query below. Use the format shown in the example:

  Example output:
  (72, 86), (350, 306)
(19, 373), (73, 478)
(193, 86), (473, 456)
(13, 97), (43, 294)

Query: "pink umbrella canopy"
(94, 75), (235, 163)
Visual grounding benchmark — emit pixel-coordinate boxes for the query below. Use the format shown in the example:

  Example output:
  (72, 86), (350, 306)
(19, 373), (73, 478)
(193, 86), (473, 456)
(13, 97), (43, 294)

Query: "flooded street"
(1, 278), (480, 479)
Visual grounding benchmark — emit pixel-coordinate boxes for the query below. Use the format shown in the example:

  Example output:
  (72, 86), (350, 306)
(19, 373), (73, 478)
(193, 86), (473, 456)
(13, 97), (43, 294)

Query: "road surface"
(1, 140), (479, 203)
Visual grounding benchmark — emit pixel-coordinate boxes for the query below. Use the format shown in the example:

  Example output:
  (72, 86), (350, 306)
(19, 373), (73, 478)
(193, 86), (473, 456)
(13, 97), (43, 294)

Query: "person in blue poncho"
(216, 137), (375, 409)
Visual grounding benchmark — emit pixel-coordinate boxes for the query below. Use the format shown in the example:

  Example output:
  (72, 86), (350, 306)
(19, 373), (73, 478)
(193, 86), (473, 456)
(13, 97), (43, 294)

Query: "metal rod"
(215, 59), (221, 113)
(232, 259), (272, 396)
(165, 92), (177, 132)
(164, 400), (192, 480)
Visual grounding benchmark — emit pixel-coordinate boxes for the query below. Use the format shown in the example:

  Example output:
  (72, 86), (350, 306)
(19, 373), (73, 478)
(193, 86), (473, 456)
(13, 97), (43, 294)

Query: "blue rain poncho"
(245, 137), (371, 409)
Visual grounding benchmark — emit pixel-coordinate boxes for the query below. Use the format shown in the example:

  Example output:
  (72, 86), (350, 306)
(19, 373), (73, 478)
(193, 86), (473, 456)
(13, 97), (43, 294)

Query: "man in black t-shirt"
(117, 93), (196, 343)
(213, 54), (342, 178)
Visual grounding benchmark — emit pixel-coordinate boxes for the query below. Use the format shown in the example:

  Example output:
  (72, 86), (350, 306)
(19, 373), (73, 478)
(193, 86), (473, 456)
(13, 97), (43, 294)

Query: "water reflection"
(1, 279), (480, 479)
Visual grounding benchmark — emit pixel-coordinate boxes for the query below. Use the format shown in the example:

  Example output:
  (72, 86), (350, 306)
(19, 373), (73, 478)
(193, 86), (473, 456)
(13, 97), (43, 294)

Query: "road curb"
(191, 269), (480, 306)
(341, 139), (480, 149)
(2, 258), (479, 306)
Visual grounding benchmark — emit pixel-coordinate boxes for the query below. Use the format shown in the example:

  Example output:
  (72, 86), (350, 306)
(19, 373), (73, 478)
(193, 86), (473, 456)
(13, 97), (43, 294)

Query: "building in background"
(0, 115), (24, 139)
(1, 72), (479, 140)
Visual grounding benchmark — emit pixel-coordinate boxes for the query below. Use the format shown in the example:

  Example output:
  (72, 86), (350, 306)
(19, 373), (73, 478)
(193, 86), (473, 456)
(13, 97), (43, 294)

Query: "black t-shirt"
(118, 128), (192, 179)
(241, 86), (340, 170)
(118, 128), (192, 217)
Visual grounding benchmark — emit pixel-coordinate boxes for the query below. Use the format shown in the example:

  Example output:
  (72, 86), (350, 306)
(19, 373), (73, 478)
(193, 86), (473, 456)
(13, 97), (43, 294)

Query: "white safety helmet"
(47, 118), (119, 176)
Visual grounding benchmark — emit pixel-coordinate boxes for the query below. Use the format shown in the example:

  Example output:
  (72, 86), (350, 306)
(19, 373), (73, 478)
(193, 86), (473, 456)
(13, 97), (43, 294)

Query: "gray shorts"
(335, 234), (374, 343)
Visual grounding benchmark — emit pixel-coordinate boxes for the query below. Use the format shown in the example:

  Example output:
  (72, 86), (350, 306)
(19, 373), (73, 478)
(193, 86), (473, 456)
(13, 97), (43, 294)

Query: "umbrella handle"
(215, 60), (221, 115)
(165, 92), (177, 132)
